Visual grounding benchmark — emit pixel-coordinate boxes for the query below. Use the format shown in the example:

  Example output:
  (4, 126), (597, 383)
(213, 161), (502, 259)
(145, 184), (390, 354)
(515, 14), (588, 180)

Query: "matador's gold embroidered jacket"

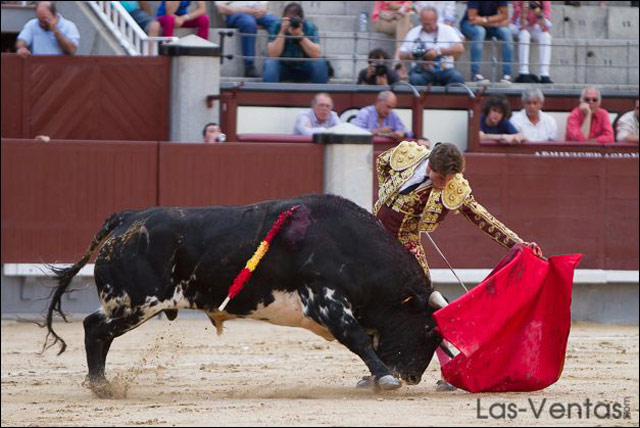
(374, 142), (523, 277)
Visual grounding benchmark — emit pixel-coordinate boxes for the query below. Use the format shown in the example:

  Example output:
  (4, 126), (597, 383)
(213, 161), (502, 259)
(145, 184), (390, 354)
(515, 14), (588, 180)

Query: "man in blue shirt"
(293, 93), (341, 135)
(263, 2), (328, 83)
(352, 91), (410, 142)
(16, 1), (80, 56)
(460, 1), (513, 84)
(479, 96), (525, 144)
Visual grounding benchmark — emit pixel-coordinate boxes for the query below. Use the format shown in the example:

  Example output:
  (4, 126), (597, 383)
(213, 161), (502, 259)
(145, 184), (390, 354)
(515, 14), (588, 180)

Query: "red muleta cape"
(433, 244), (582, 392)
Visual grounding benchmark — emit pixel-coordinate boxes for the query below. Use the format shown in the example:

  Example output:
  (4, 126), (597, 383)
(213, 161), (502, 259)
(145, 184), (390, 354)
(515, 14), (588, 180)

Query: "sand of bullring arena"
(1, 317), (638, 426)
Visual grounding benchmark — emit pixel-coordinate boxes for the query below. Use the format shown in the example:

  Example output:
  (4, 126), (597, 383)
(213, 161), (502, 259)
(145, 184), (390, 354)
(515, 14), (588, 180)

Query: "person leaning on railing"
(293, 93), (342, 135)
(616, 99), (639, 143)
(479, 95), (526, 144)
(156, 1), (209, 40)
(352, 91), (410, 142)
(511, 89), (558, 141)
(565, 87), (614, 143)
(263, 2), (328, 83)
(15, 1), (79, 57)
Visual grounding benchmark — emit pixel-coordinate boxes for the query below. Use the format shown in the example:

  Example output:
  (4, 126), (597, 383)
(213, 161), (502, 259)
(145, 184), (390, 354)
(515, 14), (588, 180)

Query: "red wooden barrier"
(1, 139), (158, 263)
(1, 54), (170, 141)
(158, 142), (324, 206)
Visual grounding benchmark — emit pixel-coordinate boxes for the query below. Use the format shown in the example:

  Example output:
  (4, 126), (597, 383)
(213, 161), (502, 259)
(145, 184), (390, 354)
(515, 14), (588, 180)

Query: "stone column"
(313, 123), (374, 212)
(160, 35), (221, 142)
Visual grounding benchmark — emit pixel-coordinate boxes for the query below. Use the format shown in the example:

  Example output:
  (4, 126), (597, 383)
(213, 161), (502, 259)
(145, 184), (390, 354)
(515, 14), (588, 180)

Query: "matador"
(374, 141), (543, 279)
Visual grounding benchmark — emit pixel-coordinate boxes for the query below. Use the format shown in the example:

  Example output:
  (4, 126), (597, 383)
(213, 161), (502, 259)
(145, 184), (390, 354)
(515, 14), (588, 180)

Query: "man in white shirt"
(398, 7), (464, 86)
(293, 93), (341, 135)
(616, 99), (639, 143)
(511, 89), (558, 141)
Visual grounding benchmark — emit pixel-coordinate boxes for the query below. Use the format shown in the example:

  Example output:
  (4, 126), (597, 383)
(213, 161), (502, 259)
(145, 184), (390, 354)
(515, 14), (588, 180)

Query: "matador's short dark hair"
(429, 142), (465, 176)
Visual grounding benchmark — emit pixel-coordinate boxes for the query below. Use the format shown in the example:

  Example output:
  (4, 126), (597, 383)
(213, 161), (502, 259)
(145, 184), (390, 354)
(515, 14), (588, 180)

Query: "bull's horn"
(429, 291), (448, 309)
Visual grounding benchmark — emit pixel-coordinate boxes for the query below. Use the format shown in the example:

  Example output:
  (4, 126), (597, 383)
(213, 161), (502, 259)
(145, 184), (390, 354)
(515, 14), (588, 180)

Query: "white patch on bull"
(324, 288), (335, 300)
(99, 281), (195, 321)
(250, 290), (335, 341)
(100, 289), (132, 317)
(304, 285), (315, 303)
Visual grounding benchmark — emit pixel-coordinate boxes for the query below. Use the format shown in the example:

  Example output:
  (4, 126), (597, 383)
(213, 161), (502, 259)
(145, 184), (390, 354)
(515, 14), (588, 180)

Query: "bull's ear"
(401, 288), (428, 312)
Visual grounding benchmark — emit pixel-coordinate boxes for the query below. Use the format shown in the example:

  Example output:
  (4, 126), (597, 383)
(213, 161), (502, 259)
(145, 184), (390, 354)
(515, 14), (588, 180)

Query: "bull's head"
(374, 289), (448, 385)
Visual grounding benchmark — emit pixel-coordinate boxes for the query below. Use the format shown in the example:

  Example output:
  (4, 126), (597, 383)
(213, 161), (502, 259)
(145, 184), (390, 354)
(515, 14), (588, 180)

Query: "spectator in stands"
(511, 89), (558, 141)
(399, 6), (465, 86)
(479, 95), (525, 144)
(413, 1), (463, 37)
(460, 1), (513, 84)
(358, 48), (400, 86)
(565, 87), (614, 143)
(202, 122), (226, 143)
(616, 99), (639, 143)
(511, 1), (553, 84)
(156, 1), (209, 40)
(372, 2), (413, 65)
(293, 93), (342, 135)
(15, 1), (79, 57)
(120, 1), (160, 36)
(216, 1), (279, 78)
(263, 2), (328, 83)
(352, 91), (409, 141)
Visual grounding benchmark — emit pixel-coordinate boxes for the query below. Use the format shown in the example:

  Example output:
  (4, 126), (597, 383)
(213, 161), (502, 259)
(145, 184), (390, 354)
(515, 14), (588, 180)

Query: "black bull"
(44, 194), (445, 396)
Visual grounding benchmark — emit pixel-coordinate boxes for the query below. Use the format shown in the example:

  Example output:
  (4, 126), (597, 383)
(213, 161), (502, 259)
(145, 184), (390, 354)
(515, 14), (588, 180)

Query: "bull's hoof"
(376, 375), (402, 390)
(435, 379), (457, 392)
(356, 376), (374, 389)
(83, 376), (114, 399)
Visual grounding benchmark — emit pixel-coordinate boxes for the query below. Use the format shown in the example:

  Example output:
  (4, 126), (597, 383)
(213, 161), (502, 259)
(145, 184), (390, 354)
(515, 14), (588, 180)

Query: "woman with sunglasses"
(565, 87), (615, 143)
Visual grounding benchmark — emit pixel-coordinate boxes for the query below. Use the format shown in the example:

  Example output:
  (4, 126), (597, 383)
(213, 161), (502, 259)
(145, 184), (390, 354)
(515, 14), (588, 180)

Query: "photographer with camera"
(263, 2), (328, 83)
(398, 7), (464, 86)
(357, 48), (400, 86)
(511, 1), (553, 84)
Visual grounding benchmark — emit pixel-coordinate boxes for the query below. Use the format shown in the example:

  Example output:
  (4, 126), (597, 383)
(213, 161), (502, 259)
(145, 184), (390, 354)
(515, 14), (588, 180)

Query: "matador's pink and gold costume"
(374, 141), (524, 278)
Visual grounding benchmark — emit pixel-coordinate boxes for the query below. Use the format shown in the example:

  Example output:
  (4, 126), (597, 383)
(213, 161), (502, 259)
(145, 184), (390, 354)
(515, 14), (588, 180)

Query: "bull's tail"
(43, 212), (123, 355)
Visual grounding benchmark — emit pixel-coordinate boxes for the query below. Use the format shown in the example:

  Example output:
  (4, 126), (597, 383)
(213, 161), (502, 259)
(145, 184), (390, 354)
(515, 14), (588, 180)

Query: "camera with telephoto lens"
(412, 42), (427, 60)
(290, 16), (302, 29)
(374, 61), (387, 76)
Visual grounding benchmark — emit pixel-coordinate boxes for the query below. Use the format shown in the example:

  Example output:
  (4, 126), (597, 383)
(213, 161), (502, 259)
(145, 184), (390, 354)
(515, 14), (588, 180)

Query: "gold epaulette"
(441, 173), (471, 210)
(390, 141), (430, 172)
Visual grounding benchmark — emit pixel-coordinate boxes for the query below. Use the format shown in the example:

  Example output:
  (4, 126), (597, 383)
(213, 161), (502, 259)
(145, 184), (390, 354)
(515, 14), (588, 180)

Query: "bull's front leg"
(299, 283), (401, 391)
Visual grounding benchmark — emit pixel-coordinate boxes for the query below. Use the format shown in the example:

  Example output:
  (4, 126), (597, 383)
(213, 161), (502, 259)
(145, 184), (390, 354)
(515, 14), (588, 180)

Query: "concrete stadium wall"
(2, 267), (637, 324)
